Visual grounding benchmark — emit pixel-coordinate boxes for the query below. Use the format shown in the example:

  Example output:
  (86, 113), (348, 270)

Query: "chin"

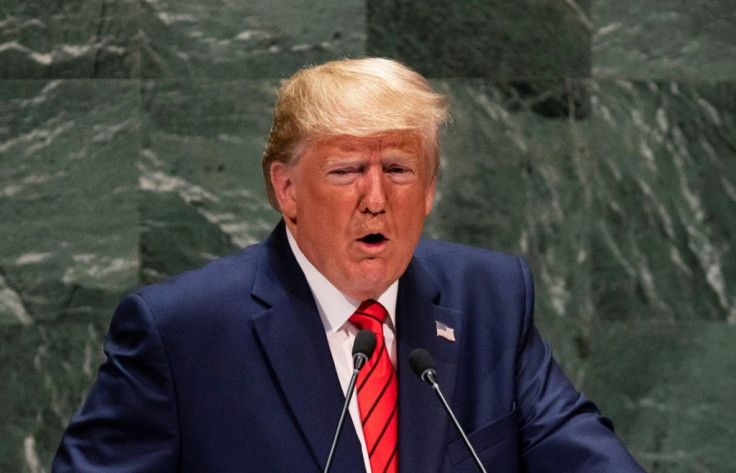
(342, 262), (402, 297)
(347, 276), (393, 299)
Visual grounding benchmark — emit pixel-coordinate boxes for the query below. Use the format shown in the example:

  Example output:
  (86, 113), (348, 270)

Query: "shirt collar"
(285, 225), (398, 333)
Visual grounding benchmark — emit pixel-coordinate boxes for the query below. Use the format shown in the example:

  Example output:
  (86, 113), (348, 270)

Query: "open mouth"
(358, 233), (387, 244)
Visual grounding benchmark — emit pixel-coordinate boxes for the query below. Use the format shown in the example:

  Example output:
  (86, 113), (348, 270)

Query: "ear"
(270, 161), (297, 220)
(424, 176), (436, 216)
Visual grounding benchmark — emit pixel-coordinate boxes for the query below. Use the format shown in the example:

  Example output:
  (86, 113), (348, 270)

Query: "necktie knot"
(350, 300), (388, 335)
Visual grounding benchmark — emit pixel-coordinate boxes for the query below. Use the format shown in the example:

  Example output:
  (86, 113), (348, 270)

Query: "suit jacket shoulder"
(414, 238), (529, 292)
(400, 238), (644, 472)
(137, 242), (262, 322)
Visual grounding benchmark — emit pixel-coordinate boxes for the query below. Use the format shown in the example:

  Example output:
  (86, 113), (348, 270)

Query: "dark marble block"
(585, 320), (736, 472)
(427, 78), (736, 472)
(0, 79), (140, 325)
(367, 0), (592, 79)
(136, 0), (365, 78)
(0, 321), (107, 471)
(428, 78), (595, 380)
(593, 0), (736, 79)
(138, 79), (281, 282)
(591, 80), (736, 323)
(1, 0), (365, 79)
(0, 0), (140, 78)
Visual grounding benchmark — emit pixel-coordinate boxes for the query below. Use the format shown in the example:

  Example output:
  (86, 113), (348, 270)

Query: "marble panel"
(589, 80), (736, 322)
(584, 320), (736, 472)
(0, 80), (140, 324)
(138, 0), (365, 79)
(428, 78), (595, 381)
(0, 0), (139, 78)
(138, 79), (281, 283)
(593, 0), (736, 80)
(367, 0), (592, 79)
(0, 320), (107, 472)
(430, 78), (736, 470)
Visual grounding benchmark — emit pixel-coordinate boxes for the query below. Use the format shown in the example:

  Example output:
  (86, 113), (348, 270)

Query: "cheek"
(297, 183), (328, 214)
(315, 189), (358, 217)
(399, 189), (432, 217)
(297, 192), (349, 236)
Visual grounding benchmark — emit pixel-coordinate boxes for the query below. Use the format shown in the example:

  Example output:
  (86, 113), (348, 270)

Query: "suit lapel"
(249, 225), (464, 472)
(396, 257), (464, 473)
(251, 224), (365, 472)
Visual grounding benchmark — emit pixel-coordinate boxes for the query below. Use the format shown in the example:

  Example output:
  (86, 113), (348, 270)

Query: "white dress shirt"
(286, 227), (397, 473)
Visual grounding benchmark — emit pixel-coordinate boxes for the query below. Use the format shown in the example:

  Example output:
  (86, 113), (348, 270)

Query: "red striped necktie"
(350, 300), (398, 473)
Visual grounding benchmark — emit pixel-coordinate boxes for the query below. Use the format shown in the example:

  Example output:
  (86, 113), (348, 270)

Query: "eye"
(327, 166), (362, 184)
(328, 167), (360, 176)
(385, 165), (416, 183)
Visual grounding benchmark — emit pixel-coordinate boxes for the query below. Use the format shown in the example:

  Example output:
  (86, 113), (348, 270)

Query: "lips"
(358, 233), (387, 244)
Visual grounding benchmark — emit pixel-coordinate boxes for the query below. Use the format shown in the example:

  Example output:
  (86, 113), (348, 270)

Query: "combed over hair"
(261, 57), (449, 210)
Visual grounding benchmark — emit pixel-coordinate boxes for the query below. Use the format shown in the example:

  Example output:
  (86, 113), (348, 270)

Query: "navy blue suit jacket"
(53, 222), (644, 472)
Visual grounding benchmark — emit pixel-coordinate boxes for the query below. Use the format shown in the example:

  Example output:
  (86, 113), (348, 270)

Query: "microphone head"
(353, 330), (377, 360)
(408, 348), (436, 384)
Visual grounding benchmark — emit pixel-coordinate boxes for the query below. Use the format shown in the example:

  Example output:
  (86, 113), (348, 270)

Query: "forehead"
(307, 133), (424, 159)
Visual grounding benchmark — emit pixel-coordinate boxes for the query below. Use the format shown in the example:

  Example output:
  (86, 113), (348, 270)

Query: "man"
(53, 58), (645, 472)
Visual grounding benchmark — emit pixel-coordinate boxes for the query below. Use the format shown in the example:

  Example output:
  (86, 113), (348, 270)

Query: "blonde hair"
(261, 57), (449, 210)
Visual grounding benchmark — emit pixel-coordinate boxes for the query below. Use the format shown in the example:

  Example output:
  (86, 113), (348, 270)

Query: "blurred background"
(1, 1), (735, 471)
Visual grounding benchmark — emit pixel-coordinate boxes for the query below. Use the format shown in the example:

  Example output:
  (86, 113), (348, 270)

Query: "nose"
(360, 166), (387, 215)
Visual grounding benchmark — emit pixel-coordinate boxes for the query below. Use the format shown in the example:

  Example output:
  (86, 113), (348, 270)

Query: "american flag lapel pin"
(435, 320), (456, 342)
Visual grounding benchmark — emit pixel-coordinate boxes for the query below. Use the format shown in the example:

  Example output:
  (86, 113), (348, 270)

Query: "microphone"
(323, 330), (376, 473)
(352, 329), (376, 371)
(408, 348), (488, 473)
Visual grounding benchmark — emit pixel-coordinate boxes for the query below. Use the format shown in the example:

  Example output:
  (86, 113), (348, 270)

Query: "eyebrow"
(326, 136), (421, 153)
(323, 150), (418, 163)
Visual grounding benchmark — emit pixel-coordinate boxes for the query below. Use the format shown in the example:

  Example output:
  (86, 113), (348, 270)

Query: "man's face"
(271, 133), (435, 301)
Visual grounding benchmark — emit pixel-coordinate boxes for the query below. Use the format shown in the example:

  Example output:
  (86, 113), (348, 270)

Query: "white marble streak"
(721, 177), (736, 203)
(0, 273), (33, 326)
(234, 30), (272, 42)
(1, 171), (67, 198)
(683, 221), (730, 312)
(19, 81), (62, 108)
(197, 209), (265, 248)
(91, 120), (134, 143)
(0, 39), (124, 67)
(540, 260), (569, 317)
(0, 121), (74, 155)
(23, 435), (45, 473)
(597, 22), (622, 37)
(669, 246), (693, 276)
(0, 41), (52, 64)
(638, 139), (657, 173)
(138, 164), (220, 204)
(633, 247), (668, 314)
(636, 178), (675, 239)
(698, 135), (718, 164)
(597, 221), (637, 278)
(696, 97), (722, 126)
(61, 256), (137, 289)
(465, 84), (510, 123)
(15, 252), (53, 265)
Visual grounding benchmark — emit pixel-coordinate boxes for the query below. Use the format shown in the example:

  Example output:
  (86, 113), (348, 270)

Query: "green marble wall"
(2, 1), (735, 471)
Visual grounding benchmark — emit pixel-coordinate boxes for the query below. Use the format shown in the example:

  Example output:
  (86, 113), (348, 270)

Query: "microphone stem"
(324, 366), (360, 473)
(430, 382), (488, 473)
